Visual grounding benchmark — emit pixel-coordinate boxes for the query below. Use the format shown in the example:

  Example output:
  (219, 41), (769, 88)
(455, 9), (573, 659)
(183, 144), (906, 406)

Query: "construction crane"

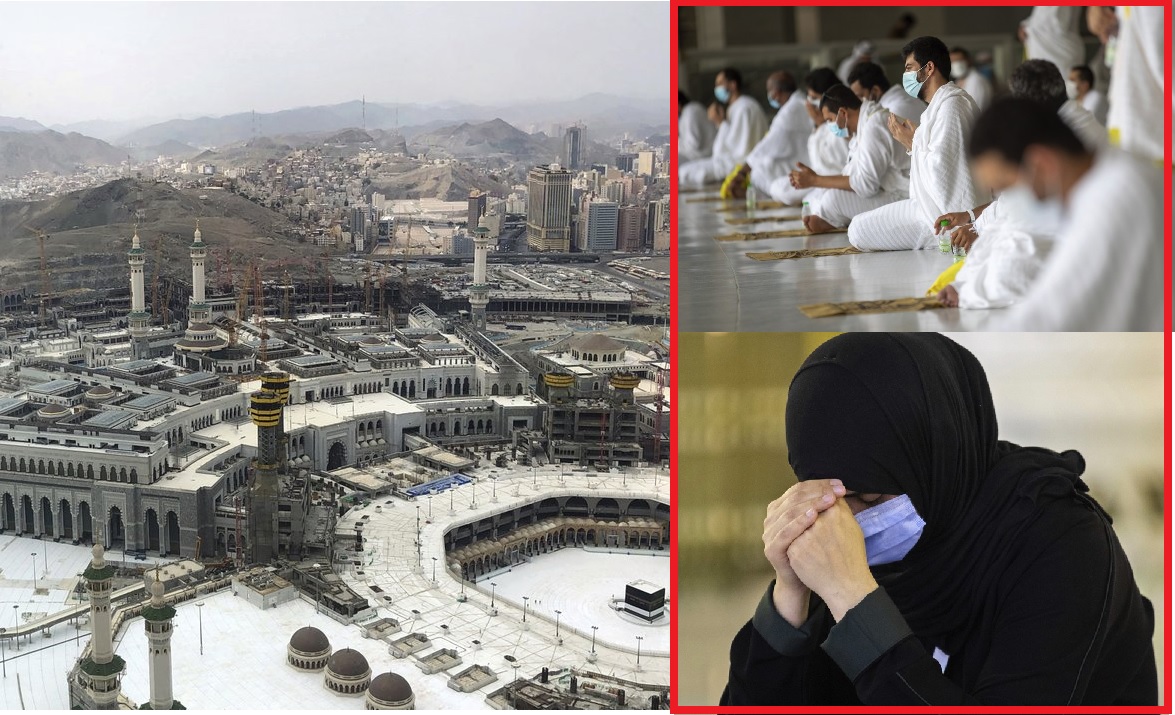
(254, 262), (268, 364)
(364, 263), (372, 314)
(22, 226), (51, 326)
(162, 279), (173, 324)
(652, 367), (666, 465)
(150, 235), (164, 321)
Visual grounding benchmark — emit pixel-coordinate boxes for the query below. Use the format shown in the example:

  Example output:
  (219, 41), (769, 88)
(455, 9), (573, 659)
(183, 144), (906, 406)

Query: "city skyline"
(0, 1), (668, 126)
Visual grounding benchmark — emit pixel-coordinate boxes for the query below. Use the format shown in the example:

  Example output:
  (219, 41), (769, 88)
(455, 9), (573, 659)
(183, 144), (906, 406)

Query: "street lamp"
(11, 606), (18, 651)
(431, 556), (437, 583)
(491, 477), (497, 502)
(590, 625), (598, 654)
(554, 609), (562, 639)
(427, 494), (433, 519)
(522, 596), (529, 623)
(30, 553), (37, 591)
(41, 549), (47, 578)
(490, 582), (497, 609)
(196, 602), (205, 655)
(1, 627), (7, 678)
(635, 635), (644, 670)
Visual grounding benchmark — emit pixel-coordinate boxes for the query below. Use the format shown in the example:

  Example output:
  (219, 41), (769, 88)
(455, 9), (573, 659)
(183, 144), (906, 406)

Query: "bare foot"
(805, 214), (837, 234)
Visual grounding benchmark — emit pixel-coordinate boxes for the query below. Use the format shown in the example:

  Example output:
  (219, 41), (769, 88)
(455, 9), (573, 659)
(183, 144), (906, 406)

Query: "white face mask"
(950, 61), (969, 80)
(1065, 79), (1079, 100)
(854, 494), (925, 566)
(807, 96), (820, 107)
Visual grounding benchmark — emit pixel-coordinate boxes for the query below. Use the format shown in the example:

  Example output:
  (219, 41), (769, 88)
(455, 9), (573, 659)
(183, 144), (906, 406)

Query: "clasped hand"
(763, 479), (878, 624)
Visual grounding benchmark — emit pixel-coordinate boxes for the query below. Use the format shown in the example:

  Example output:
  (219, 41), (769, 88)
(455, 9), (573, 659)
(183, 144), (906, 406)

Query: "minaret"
(188, 220), (209, 325)
(127, 225), (151, 340)
(81, 542), (124, 709)
(142, 573), (180, 710)
(470, 226), (490, 330)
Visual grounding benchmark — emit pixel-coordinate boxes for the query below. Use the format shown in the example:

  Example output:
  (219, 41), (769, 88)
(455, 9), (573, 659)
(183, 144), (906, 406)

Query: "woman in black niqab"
(721, 333), (1157, 706)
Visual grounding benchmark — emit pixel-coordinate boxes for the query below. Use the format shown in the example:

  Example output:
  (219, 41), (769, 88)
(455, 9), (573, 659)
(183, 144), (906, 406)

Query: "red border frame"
(668, 2), (1174, 712)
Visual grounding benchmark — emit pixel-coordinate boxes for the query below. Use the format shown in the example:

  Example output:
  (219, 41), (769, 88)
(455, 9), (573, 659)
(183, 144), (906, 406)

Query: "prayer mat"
(799, 296), (946, 318)
(715, 227), (848, 242)
(746, 246), (861, 260)
(714, 200), (788, 212)
(685, 196), (730, 203)
(725, 214), (802, 225)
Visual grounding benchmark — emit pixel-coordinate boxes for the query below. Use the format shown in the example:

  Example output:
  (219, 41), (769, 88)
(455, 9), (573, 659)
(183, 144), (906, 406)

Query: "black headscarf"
(785, 333), (1092, 655)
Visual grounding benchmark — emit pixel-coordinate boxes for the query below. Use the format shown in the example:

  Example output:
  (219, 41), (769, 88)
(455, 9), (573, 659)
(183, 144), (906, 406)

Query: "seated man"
(679, 67), (768, 190)
(786, 85), (910, 234)
(847, 36), (986, 251)
(767, 67), (849, 205)
(847, 61), (926, 124)
(949, 46), (993, 110)
(937, 98), (1162, 331)
(726, 72), (811, 200)
(932, 58), (1107, 255)
(678, 90), (717, 162)
(1069, 65), (1108, 124)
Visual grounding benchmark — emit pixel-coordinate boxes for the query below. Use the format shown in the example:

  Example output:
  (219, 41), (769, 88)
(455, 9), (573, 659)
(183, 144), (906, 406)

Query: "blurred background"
(676, 332), (1165, 706)
(678, 6), (1110, 113)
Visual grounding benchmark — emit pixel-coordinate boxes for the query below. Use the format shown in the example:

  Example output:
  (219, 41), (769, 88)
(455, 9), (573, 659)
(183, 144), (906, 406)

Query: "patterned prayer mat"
(746, 246), (861, 261)
(725, 214), (802, 225)
(799, 296), (946, 318)
(715, 227), (849, 242)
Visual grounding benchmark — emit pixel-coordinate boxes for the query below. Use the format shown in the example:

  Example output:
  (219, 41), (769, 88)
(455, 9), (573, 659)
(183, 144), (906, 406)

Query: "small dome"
(289, 626), (330, 654)
(327, 647), (369, 678)
(368, 672), (413, 703)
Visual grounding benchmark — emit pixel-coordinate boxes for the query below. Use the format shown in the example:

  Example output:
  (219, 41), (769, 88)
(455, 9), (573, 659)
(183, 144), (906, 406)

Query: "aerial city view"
(0, 2), (670, 709)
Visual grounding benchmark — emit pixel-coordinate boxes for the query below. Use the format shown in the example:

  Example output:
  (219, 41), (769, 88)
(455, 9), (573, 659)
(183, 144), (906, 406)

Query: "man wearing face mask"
(721, 332), (1157, 706)
(846, 36), (987, 252)
(847, 62), (926, 125)
(1068, 66), (1108, 125)
(948, 47), (992, 111)
(679, 67), (769, 190)
(723, 71), (812, 202)
(785, 85), (910, 234)
(765, 68), (849, 206)
(964, 99), (1162, 331)
(932, 58), (1107, 259)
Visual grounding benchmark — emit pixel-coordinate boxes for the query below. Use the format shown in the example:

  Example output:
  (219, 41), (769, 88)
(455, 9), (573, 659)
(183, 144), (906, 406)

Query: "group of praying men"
(677, 7), (1165, 331)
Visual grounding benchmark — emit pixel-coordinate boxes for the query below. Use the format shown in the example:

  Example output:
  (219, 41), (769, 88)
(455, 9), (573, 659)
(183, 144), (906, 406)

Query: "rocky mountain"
(0, 130), (128, 178)
(0, 178), (318, 292)
(408, 118), (554, 162)
(365, 163), (508, 202)
(0, 116), (47, 133)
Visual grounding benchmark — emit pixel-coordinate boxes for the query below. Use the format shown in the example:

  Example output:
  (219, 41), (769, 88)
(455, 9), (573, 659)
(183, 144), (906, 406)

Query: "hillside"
(0, 178), (320, 292)
(0, 130), (127, 178)
(408, 118), (556, 163)
(366, 163), (508, 202)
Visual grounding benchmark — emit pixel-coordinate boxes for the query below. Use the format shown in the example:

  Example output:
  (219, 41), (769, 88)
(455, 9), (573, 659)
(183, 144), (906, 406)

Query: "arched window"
(486, 419), (493, 432)
(87, 465), (94, 479)
(491, 384), (499, 396)
(47, 462), (55, 475)
(100, 466), (107, 480)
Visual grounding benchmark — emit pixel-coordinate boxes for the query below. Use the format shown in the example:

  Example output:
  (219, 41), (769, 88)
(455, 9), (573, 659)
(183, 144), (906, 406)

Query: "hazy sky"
(0, 1), (667, 125)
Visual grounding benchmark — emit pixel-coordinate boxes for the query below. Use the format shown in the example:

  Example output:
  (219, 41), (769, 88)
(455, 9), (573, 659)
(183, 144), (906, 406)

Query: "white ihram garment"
(678, 95), (768, 189)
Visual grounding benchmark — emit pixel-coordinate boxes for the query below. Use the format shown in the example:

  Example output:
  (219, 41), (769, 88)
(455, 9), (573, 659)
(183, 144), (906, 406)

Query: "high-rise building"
(646, 198), (669, 250)
(617, 205), (644, 252)
(467, 190), (487, 229)
(603, 179), (627, 205)
(615, 153), (638, 173)
(583, 199), (619, 253)
(526, 164), (573, 252)
(563, 126), (584, 169)
(636, 150), (656, 178)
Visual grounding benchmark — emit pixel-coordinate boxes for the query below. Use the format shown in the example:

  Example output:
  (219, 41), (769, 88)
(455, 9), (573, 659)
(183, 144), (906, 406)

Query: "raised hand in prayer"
(937, 284), (960, 307)
(707, 101), (726, 127)
(762, 478), (846, 625)
(786, 498), (878, 622)
(1086, 6), (1118, 43)
(789, 162), (818, 189)
(804, 100), (822, 127)
(888, 114), (916, 151)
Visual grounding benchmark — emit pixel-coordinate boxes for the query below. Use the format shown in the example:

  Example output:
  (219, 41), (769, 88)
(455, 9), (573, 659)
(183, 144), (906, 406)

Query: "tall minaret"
(189, 220), (209, 325)
(127, 225), (151, 340)
(81, 542), (124, 709)
(142, 573), (180, 710)
(470, 226), (490, 330)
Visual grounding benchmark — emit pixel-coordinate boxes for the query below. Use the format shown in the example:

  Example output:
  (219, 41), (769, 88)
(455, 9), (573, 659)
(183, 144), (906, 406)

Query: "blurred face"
(715, 72), (732, 98)
(972, 152), (1023, 196)
(949, 52), (969, 77)
(850, 80), (882, 104)
(975, 146), (1066, 202)
(843, 491), (900, 515)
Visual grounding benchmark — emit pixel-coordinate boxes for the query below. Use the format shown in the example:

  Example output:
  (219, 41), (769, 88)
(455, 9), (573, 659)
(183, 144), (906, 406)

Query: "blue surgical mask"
(998, 184), (1064, 236)
(768, 97), (781, 109)
(854, 494), (925, 566)
(826, 112), (850, 139)
(715, 85), (730, 104)
(903, 62), (928, 99)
